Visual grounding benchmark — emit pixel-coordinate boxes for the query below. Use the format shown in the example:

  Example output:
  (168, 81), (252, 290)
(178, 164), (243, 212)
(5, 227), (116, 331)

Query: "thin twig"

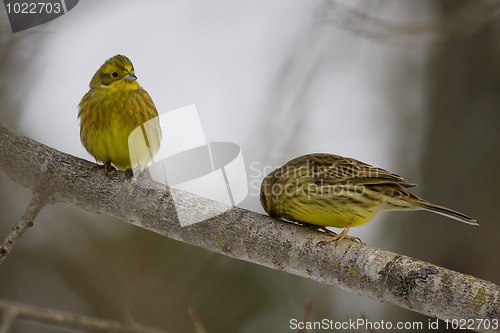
(0, 299), (169, 333)
(124, 249), (149, 322)
(317, 1), (500, 42)
(360, 313), (377, 333)
(297, 297), (313, 333)
(0, 193), (46, 264)
(188, 308), (208, 333)
(0, 306), (15, 333)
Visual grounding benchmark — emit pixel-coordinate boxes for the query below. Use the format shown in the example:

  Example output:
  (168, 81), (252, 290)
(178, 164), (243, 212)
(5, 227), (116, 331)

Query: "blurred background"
(1, 0), (499, 332)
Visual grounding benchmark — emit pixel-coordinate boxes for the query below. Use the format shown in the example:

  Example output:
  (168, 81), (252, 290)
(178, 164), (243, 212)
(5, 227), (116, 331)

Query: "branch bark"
(0, 124), (498, 332)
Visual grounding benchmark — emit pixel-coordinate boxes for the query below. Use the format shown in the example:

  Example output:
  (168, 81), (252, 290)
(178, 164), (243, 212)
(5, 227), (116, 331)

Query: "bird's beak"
(125, 71), (137, 81)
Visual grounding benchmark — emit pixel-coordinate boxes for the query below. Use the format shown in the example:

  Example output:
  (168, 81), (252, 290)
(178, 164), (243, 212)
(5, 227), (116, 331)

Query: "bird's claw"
(316, 226), (361, 246)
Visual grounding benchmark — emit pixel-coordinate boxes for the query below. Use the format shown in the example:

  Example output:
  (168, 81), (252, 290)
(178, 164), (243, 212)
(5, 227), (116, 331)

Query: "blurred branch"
(0, 193), (47, 264)
(187, 308), (208, 333)
(319, 1), (500, 42)
(297, 298), (313, 333)
(0, 299), (169, 333)
(360, 313), (377, 333)
(0, 124), (499, 332)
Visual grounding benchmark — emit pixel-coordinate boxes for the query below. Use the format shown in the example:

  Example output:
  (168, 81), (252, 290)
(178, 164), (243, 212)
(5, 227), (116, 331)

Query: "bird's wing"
(288, 154), (415, 187)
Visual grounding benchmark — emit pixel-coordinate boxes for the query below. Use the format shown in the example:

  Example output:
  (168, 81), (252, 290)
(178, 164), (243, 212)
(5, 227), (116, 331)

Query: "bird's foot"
(124, 168), (134, 179)
(317, 226), (361, 245)
(93, 161), (117, 176)
(104, 161), (116, 173)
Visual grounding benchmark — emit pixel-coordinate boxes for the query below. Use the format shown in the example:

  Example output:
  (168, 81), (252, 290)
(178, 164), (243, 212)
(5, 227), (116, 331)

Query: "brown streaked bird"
(260, 153), (477, 243)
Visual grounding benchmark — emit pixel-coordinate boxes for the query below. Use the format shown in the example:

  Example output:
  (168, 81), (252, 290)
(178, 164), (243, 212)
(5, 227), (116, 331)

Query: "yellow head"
(89, 54), (139, 90)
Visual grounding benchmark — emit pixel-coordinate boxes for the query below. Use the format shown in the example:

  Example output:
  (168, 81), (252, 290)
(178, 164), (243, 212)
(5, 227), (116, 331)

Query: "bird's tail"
(414, 200), (478, 226)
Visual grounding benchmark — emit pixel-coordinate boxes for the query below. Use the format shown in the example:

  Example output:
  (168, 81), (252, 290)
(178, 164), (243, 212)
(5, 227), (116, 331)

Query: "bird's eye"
(111, 72), (118, 78)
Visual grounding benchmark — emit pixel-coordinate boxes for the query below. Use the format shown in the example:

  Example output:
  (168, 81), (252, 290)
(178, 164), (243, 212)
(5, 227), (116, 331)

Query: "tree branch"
(0, 193), (47, 264)
(0, 299), (169, 333)
(0, 124), (498, 332)
(318, 1), (500, 42)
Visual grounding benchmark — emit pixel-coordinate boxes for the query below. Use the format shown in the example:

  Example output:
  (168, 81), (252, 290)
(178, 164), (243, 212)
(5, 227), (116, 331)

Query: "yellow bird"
(260, 153), (477, 243)
(78, 55), (161, 171)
